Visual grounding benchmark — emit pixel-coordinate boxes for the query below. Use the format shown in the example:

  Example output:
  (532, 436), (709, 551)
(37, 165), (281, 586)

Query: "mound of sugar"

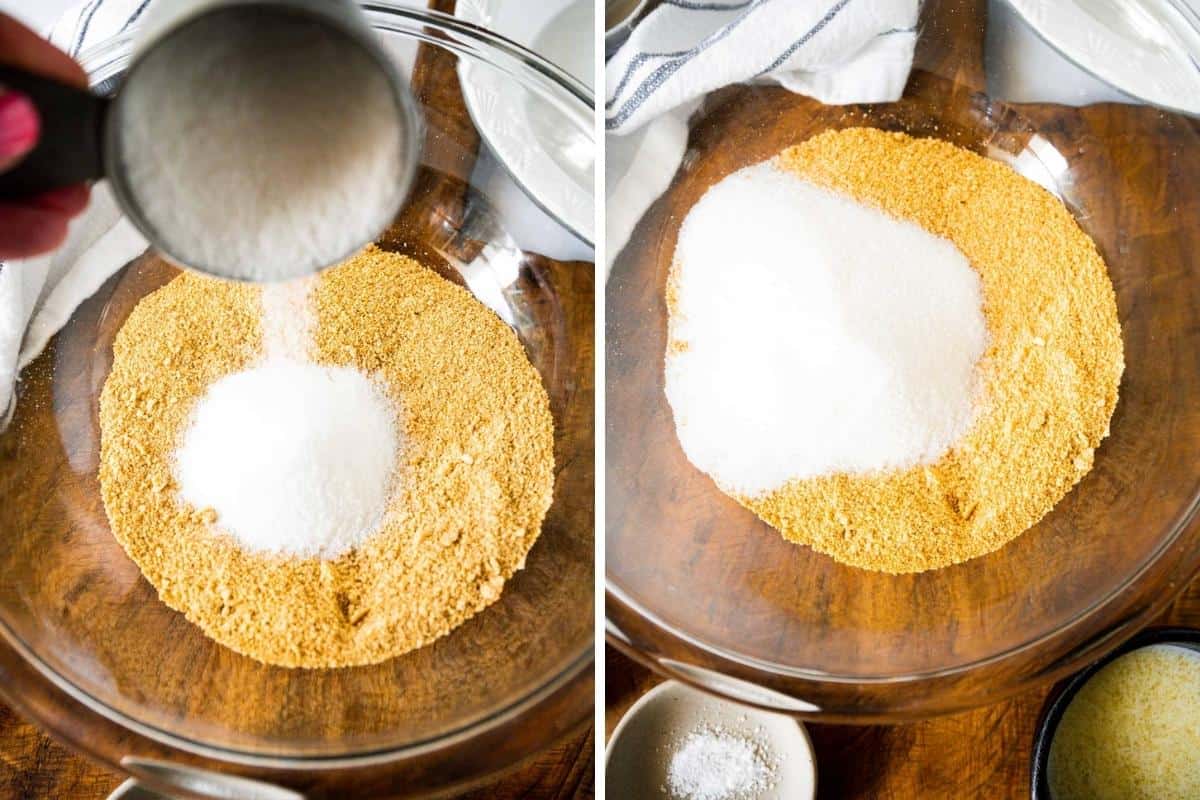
(175, 361), (399, 558)
(665, 161), (987, 496)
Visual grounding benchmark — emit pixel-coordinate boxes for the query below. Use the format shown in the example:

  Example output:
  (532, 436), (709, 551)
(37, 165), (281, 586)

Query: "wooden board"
(607, 577), (1200, 798)
(0, 716), (593, 800)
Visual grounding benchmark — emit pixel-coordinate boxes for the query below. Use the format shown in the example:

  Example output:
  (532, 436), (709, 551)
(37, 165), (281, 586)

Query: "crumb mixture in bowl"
(99, 247), (554, 668)
(666, 128), (1123, 574)
(1048, 644), (1200, 800)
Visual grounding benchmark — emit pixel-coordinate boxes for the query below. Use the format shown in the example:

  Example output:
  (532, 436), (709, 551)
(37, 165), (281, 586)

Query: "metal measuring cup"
(0, 0), (421, 282)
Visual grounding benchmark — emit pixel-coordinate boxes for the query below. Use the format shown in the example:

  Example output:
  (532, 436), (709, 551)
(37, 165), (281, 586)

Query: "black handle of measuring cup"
(0, 65), (109, 200)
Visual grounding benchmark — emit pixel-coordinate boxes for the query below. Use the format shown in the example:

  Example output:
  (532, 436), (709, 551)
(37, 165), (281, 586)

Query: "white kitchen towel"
(0, 0), (150, 428)
(49, 0), (151, 57)
(605, 0), (919, 271)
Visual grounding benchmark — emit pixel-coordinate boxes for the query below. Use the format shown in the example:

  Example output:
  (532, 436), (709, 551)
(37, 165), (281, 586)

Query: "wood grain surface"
(607, 578), (1200, 799)
(0, 716), (593, 800)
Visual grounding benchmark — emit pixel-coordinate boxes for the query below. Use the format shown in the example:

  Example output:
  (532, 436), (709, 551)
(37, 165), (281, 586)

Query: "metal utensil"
(0, 0), (421, 282)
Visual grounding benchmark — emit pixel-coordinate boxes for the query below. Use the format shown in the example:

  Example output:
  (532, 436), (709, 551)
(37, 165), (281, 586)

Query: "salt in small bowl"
(606, 679), (817, 799)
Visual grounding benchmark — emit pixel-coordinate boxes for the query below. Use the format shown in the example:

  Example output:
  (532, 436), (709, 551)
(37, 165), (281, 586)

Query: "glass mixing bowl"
(0, 4), (593, 797)
(606, 0), (1200, 722)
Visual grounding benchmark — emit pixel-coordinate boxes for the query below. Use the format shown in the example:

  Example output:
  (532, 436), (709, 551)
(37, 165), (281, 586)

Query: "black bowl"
(1030, 626), (1200, 798)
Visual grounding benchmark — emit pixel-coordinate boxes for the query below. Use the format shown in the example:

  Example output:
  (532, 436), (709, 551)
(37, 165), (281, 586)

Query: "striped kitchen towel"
(0, 0), (150, 428)
(606, 0), (919, 133)
(605, 0), (919, 271)
(49, 0), (151, 58)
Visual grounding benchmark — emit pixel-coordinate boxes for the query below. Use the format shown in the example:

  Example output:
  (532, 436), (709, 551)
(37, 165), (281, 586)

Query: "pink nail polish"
(0, 91), (41, 161)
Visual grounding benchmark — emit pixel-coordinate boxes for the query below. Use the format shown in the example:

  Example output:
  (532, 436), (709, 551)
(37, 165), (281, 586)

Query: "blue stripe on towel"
(753, 0), (854, 76)
(72, 0), (107, 55)
(121, 0), (153, 33)
(660, 1), (755, 11)
(605, 0), (777, 116)
(606, 0), (852, 129)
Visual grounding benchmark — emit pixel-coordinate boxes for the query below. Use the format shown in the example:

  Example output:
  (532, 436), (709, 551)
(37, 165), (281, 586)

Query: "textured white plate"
(1004, 0), (1200, 115)
(605, 681), (817, 800)
(456, 0), (595, 244)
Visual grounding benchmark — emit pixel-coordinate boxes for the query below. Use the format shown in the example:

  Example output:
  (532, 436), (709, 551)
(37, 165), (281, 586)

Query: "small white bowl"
(606, 680), (817, 799)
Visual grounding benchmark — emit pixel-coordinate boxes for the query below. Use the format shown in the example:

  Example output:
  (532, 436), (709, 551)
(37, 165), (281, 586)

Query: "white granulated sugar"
(261, 277), (316, 361)
(117, 12), (405, 281)
(665, 727), (775, 800)
(175, 361), (399, 559)
(665, 160), (987, 496)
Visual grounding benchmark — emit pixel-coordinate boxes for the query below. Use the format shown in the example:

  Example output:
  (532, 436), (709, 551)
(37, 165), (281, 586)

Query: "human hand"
(0, 14), (91, 261)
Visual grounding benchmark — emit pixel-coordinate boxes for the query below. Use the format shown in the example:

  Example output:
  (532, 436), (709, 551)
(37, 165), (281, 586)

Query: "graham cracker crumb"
(99, 247), (554, 667)
(720, 128), (1122, 573)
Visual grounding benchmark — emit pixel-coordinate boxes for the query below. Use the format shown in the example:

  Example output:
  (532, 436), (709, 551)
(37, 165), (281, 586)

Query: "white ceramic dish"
(455, 0), (596, 244)
(606, 681), (817, 799)
(1002, 0), (1200, 116)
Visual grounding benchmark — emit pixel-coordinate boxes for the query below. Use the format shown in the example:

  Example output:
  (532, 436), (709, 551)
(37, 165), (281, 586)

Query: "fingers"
(0, 185), (91, 259)
(28, 183), (90, 215)
(0, 15), (88, 89)
(0, 89), (39, 172)
(0, 202), (72, 260)
(0, 92), (88, 260)
(0, 15), (93, 261)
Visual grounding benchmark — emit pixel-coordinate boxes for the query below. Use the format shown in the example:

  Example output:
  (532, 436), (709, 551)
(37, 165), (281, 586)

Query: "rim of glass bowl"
(607, 464), (1200, 717)
(0, 4), (594, 769)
